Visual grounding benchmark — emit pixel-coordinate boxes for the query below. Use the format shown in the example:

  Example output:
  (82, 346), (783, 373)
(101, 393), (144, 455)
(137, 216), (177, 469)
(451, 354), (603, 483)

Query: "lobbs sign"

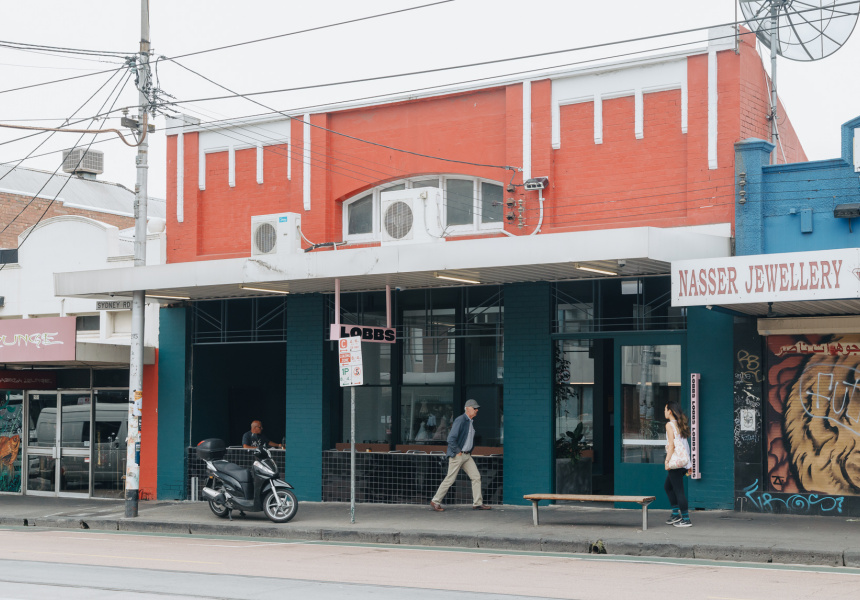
(671, 249), (860, 306)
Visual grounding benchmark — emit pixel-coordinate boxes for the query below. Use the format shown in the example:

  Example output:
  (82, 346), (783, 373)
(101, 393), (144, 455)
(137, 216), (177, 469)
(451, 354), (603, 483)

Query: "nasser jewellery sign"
(671, 248), (860, 306)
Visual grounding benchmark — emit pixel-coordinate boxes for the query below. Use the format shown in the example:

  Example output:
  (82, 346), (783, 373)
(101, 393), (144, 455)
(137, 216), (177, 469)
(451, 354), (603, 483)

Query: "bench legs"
(641, 500), (652, 531)
(531, 500), (540, 526)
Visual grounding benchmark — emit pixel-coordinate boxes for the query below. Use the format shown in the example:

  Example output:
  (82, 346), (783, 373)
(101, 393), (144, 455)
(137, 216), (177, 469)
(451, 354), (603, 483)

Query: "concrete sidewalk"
(1, 495), (858, 568)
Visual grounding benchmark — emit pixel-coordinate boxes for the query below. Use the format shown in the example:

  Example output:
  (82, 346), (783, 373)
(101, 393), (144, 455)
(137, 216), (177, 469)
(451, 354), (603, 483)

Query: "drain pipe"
(529, 189), (545, 236)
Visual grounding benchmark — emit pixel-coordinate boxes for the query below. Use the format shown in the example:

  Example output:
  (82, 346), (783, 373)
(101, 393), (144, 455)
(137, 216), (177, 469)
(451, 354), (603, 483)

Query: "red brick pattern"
(165, 46), (808, 262)
(0, 191), (134, 249)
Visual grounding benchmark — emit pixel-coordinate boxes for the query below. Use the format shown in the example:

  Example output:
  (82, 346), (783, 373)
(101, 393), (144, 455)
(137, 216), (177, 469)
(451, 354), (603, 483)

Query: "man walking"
(430, 399), (492, 511)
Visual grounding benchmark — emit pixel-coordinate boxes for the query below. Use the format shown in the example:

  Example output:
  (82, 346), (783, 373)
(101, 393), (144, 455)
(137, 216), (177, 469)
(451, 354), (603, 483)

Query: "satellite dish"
(740, 0), (860, 61)
(738, 1), (859, 162)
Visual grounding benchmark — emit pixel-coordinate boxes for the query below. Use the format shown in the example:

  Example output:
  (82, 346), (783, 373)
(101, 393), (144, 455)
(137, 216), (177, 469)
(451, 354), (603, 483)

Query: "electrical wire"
(154, 3), (860, 110)
(0, 68), (125, 187)
(0, 70), (132, 259)
(170, 60), (518, 172)
(0, 64), (127, 96)
(168, 1), (455, 61)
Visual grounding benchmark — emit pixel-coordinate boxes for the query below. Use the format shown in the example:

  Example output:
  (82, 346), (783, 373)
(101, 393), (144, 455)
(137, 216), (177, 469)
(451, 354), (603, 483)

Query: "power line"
(170, 59), (519, 172)
(0, 70), (132, 257)
(168, 1), (455, 61)
(155, 3), (860, 110)
(0, 69), (126, 187)
(0, 64), (127, 96)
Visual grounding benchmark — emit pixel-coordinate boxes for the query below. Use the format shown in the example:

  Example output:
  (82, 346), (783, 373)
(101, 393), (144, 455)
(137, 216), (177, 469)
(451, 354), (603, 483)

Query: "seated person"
(242, 420), (283, 449)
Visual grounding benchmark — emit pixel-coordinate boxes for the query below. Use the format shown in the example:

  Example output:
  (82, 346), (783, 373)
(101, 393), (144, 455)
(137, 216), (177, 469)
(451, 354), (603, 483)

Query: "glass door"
(614, 335), (685, 508)
(25, 391), (92, 496)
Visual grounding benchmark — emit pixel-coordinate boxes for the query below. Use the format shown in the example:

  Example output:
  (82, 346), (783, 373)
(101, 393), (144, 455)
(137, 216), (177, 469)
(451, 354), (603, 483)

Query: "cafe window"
(620, 344), (682, 463)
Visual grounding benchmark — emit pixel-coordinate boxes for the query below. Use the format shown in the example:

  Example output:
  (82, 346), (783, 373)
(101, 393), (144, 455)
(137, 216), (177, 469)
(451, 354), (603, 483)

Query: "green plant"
(555, 422), (588, 465)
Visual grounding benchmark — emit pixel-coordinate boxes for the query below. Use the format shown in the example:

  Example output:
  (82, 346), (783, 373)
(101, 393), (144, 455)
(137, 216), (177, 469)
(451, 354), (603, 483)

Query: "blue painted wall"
(686, 306), (734, 509)
(502, 282), (553, 505)
(736, 116), (860, 256)
(157, 306), (190, 500)
(284, 294), (327, 501)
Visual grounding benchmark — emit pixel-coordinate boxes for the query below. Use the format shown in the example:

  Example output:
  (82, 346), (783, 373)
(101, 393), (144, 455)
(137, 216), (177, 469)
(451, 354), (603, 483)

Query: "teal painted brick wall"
(157, 307), (189, 500)
(687, 306), (735, 509)
(503, 283), (553, 505)
(285, 294), (326, 501)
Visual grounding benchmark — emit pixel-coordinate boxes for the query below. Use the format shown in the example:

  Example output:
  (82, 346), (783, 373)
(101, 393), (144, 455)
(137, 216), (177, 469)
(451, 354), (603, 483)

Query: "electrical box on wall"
(250, 212), (302, 256)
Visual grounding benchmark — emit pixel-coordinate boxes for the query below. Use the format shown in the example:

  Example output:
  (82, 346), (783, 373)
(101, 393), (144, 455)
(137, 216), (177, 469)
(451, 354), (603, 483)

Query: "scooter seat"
(212, 460), (252, 483)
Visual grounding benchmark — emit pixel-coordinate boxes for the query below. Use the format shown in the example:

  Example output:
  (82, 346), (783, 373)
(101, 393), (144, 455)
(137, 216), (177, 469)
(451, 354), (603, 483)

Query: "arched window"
(342, 175), (504, 243)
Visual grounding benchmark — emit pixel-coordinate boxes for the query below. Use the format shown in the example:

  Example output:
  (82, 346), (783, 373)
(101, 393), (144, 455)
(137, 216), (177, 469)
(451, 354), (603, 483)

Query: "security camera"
(524, 177), (549, 191)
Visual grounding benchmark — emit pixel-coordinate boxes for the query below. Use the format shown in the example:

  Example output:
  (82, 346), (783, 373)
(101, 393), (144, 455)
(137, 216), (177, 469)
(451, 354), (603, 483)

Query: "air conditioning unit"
(380, 188), (443, 245)
(250, 212), (302, 256)
(62, 148), (104, 175)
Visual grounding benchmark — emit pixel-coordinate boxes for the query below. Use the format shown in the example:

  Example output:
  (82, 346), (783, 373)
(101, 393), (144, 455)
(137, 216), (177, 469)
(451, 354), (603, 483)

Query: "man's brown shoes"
(430, 501), (445, 512)
(473, 505), (492, 510)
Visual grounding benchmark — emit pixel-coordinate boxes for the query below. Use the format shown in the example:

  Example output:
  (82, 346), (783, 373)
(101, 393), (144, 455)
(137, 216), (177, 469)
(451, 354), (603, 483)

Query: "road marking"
(17, 550), (220, 565)
(195, 541), (307, 548)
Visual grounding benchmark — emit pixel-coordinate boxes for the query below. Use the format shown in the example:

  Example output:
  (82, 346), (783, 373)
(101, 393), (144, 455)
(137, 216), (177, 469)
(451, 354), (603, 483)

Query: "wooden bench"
(523, 494), (657, 530)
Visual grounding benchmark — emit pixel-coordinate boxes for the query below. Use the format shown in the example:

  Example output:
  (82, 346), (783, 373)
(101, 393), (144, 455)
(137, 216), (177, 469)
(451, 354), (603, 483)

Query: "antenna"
(739, 1), (859, 162)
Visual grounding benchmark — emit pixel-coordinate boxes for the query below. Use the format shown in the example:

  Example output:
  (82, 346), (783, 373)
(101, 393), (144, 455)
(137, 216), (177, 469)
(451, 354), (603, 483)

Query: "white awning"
(55, 226), (731, 302)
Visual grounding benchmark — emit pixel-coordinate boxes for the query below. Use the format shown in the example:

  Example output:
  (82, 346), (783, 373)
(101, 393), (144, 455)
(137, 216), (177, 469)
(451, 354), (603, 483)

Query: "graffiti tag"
(742, 480), (844, 514)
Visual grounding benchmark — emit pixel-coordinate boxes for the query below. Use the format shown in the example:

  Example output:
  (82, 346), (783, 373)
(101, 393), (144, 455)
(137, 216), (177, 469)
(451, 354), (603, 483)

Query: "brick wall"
(0, 191), (134, 248)
(284, 294), (326, 501)
(502, 282), (553, 504)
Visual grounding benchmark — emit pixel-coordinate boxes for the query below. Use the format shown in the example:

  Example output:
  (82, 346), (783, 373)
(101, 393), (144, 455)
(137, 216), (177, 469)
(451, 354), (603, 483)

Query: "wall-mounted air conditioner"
(380, 188), (443, 245)
(250, 212), (302, 256)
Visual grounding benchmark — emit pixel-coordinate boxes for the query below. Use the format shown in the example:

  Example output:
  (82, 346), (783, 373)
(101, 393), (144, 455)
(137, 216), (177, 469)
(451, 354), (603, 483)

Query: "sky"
(0, 0), (857, 202)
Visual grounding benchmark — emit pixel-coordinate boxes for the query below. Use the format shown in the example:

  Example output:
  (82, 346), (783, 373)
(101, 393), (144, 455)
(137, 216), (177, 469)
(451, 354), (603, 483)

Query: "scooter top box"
(196, 438), (226, 460)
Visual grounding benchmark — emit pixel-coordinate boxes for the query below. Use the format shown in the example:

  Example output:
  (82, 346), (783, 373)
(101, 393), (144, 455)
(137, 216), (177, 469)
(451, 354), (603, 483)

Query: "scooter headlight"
(253, 460), (276, 478)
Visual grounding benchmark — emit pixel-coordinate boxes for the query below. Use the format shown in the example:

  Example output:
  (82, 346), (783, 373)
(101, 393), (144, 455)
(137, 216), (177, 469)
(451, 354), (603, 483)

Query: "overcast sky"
(0, 0), (857, 202)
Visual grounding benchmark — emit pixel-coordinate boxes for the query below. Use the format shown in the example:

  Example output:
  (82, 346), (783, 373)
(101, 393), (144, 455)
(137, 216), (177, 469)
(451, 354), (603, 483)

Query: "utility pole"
(126, 0), (151, 518)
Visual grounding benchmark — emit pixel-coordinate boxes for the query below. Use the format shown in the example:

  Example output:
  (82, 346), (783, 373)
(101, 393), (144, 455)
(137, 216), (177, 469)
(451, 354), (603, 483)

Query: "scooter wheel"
(208, 483), (230, 519)
(263, 488), (298, 523)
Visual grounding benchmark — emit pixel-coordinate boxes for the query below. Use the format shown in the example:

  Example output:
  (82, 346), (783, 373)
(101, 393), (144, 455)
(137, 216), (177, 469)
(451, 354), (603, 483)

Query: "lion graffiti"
(767, 335), (860, 496)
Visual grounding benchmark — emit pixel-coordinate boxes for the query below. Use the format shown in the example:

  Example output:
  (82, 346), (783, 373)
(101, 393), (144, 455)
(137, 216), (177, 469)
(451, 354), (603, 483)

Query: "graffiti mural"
(0, 392), (24, 493)
(766, 335), (860, 497)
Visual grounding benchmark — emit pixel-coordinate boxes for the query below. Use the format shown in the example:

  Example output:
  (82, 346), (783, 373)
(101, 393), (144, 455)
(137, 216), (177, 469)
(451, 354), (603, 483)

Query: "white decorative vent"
(380, 188), (443, 245)
(62, 148), (104, 175)
(251, 212), (302, 256)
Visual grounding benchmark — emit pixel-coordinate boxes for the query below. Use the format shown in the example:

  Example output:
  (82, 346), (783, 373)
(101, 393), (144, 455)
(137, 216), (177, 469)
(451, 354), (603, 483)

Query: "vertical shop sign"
(690, 373), (701, 479)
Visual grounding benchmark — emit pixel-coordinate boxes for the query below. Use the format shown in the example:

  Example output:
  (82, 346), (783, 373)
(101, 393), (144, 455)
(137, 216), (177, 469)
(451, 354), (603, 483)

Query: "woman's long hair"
(665, 401), (690, 439)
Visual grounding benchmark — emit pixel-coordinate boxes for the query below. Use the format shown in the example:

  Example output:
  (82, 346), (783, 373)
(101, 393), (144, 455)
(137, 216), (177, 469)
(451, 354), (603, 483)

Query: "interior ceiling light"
(239, 284), (290, 294)
(434, 272), (480, 285)
(574, 263), (617, 276)
(146, 293), (191, 300)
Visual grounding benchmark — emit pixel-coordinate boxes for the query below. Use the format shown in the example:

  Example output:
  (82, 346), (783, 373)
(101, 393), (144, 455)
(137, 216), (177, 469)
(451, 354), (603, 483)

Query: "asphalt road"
(0, 527), (858, 600)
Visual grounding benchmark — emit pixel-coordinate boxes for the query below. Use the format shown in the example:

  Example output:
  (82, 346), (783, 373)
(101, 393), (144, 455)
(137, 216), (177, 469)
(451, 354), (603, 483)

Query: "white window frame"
(341, 175), (504, 244)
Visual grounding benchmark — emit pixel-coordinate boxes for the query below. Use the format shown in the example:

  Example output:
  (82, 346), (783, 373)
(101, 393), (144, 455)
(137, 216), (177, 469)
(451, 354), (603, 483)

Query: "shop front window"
(620, 344), (681, 463)
(342, 386), (392, 445)
(555, 340), (595, 451)
(0, 391), (24, 493)
(400, 386), (453, 445)
(93, 390), (128, 499)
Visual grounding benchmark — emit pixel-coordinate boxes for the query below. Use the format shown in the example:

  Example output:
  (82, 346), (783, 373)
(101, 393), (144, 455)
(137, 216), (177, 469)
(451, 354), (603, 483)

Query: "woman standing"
(663, 401), (692, 527)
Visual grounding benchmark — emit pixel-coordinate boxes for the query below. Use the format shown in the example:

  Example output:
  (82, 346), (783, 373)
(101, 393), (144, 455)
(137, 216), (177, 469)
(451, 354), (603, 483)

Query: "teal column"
(157, 306), (190, 500)
(503, 282), (553, 505)
(686, 306), (734, 509)
(285, 294), (326, 501)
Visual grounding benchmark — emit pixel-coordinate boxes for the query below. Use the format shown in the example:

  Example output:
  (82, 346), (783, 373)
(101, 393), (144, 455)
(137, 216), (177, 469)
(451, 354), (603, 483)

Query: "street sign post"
(338, 336), (363, 523)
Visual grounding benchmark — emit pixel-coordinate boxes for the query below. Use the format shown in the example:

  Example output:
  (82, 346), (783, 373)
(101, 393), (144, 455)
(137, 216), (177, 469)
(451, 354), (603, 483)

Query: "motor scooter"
(196, 438), (298, 523)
